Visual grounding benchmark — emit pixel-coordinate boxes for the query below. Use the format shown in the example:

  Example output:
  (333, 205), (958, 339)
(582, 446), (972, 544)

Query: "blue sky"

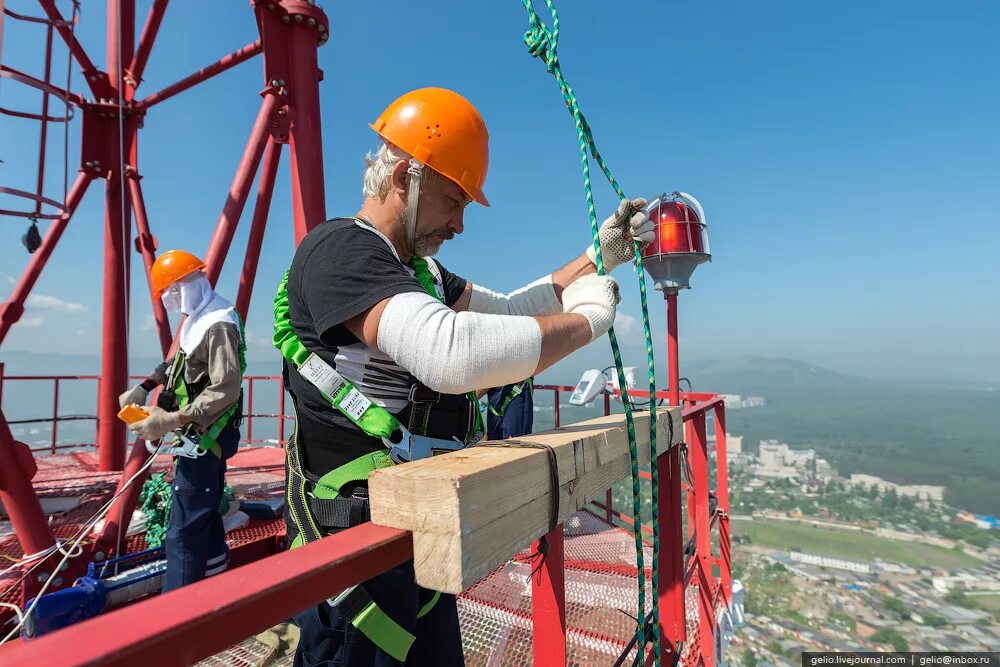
(1, 0), (998, 383)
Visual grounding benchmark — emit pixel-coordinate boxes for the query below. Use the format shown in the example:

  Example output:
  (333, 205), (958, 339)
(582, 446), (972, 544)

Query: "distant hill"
(682, 355), (877, 393)
(687, 357), (999, 515)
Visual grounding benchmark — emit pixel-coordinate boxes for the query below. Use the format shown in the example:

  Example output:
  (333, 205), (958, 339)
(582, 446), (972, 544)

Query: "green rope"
(520, 1), (660, 661)
(139, 472), (235, 549)
(139, 473), (172, 548)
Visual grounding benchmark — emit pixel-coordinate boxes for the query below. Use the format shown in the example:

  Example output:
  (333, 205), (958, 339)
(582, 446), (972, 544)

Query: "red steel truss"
(0, 0), (328, 595)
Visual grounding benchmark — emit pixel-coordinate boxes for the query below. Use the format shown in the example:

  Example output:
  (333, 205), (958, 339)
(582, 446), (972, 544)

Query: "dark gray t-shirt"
(285, 217), (466, 473)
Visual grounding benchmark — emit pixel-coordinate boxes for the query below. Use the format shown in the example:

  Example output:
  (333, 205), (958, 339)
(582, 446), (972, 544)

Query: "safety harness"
(488, 377), (534, 418)
(152, 316), (247, 459)
(272, 227), (484, 661)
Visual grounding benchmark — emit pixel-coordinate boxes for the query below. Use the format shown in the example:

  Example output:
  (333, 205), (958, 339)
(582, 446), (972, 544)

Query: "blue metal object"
(25, 548), (167, 639)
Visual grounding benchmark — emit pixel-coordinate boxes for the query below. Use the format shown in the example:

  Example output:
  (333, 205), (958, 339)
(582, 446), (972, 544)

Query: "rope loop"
(521, 0), (559, 73)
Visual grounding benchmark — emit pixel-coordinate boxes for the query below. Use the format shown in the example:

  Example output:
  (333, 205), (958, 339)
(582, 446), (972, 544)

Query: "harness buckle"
(145, 430), (208, 459)
(407, 384), (441, 404)
(383, 425), (466, 464)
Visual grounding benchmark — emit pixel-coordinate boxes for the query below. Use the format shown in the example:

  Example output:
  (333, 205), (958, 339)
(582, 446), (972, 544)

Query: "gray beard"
(413, 234), (444, 258)
(400, 205), (450, 258)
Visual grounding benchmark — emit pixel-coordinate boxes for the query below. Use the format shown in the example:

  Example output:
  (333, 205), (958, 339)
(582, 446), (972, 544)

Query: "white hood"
(178, 276), (241, 355)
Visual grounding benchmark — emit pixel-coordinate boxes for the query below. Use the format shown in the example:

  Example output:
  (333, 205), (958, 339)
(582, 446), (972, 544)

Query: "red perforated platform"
(0, 447), (287, 614)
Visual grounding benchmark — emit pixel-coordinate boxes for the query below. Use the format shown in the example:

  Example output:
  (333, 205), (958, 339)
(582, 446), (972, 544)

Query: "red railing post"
(531, 525), (566, 665)
(246, 377), (254, 445)
(690, 413), (714, 667)
(603, 391), (611, 416)
(714, 404), (731, 610)
(605, 488), (613, 524)
(659, 443), (686, 659)
(51, 377), (60, 453)
(278, 378), (286, 445)
(553, 388), (560, 427)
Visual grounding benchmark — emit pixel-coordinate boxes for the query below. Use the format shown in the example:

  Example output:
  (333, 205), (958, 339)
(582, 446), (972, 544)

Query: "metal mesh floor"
(0, 448), (286, 614)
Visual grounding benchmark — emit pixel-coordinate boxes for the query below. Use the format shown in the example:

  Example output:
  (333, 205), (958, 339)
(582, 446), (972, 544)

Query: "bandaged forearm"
(468, 274), (560, 316)
(378, 292), (542, 394)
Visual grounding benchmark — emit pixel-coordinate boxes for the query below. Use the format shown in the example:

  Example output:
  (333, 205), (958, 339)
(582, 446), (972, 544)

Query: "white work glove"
(562, 274), (621, 342)
(585, 198), (654, 272)
(118, 384), (149, 409)
(128, 405), (184, 441)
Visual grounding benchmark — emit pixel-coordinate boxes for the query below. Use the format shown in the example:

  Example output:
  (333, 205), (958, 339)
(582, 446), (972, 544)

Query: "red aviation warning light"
(640, 192), (711, 293)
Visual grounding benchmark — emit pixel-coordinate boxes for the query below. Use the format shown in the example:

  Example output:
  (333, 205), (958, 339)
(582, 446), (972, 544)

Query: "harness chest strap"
(488, 377), (534, 418)
(165, 317), (247, 458)
(273, 270), (476, 463)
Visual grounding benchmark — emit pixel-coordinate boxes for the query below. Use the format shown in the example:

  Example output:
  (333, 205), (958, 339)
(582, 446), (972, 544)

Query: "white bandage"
(468, 274), (561, 316)
(378, 292), (542, 395)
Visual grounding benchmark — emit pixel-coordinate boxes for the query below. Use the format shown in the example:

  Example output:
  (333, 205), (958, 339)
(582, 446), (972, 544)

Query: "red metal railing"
(0, 374), (730, 667)
(0, 366), (295, 453)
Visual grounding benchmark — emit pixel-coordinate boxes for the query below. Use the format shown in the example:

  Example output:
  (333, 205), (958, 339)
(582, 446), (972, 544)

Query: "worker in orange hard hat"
(279, 88), (652, 666)
(119, 249), (246, 593)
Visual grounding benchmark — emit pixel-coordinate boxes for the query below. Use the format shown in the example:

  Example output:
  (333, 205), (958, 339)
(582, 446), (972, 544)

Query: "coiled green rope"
(139, 472), (235, 549)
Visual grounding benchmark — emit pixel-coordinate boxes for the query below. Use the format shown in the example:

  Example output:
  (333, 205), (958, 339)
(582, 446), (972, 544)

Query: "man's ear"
(390, 159), (409, 197)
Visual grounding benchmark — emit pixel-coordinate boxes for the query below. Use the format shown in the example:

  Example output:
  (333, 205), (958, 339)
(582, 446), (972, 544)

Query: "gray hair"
(362, 142), (409, 200)
(362, 142), (435, 200)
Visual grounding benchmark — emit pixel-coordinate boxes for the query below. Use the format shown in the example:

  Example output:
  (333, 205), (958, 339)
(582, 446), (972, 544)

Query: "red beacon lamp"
(639, 191), (710, 407)
(640, 191), (711, 294)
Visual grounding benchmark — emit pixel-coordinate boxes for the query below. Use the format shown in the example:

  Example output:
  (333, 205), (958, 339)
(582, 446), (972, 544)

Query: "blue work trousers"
(293, 560), (464, 667)
(162, 425), (238, 593)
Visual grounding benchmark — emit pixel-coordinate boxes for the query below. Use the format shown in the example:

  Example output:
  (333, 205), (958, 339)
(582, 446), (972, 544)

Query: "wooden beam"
(369, 410), (682, 593)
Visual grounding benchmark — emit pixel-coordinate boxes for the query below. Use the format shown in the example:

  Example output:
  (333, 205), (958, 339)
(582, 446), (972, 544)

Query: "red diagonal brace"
(35, 0), (103, 94)
(235, 137), (283, 320)
(203, 93), (278, 285)
(127, 0), (168, 89)
(0, 410), (54, 557)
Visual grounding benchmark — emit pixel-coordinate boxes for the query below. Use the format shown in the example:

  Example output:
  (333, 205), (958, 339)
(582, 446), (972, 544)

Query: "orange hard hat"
(150, 250), (205, 296)
(370, 87), (490, 207)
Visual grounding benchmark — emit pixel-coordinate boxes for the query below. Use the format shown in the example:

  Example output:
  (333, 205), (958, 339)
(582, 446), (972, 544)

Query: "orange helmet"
(370, 87), (490, 207)
(150, 250), (205, 296)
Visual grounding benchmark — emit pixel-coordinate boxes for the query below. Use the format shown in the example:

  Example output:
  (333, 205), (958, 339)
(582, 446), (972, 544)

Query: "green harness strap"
(488, 377), (533, 418)
(167, 315), (248, 458)
(274, 271), (400, 440)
